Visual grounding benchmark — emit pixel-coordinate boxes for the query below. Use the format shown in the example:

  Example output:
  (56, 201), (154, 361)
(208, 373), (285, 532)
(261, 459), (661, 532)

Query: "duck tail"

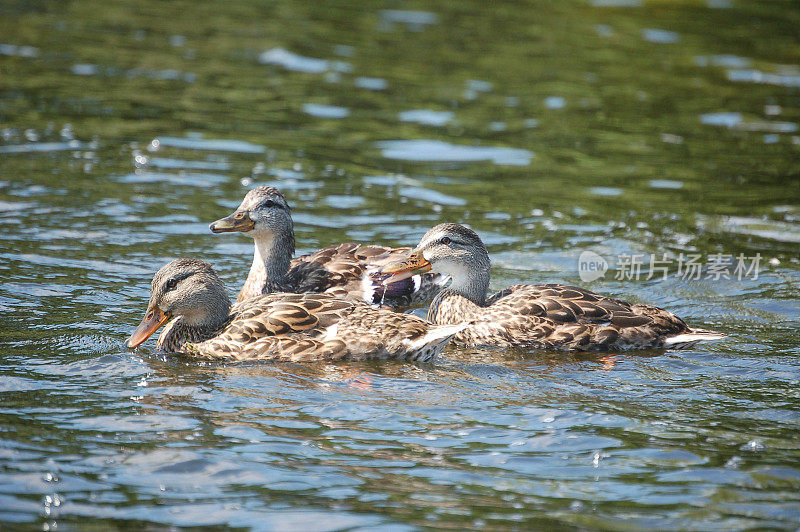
(406, 323), (467, 361)
(414, 323), (467, 348)
(663, 328), (727, 349)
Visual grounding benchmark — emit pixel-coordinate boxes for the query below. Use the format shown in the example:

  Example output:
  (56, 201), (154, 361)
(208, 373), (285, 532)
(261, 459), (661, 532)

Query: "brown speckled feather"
(432, 284), (692, 351)
(175, 292), (463, 362)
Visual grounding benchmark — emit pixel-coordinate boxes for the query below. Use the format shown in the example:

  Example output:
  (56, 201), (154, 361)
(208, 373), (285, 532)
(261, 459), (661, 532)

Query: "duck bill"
(126, 306), (171, 348)
(381, 251), (432, 285)
(209, 210), (255, 233)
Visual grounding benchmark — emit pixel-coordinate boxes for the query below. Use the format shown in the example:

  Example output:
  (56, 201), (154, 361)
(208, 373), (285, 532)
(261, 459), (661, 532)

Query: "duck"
(209, 186), (446, 306)
(382, 223), (726, 351)
(125, 258), (465, 362)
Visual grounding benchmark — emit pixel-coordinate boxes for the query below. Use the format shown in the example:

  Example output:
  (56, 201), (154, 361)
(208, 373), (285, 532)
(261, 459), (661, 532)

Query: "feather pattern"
(431, 283), (711, 350)
(180, 292), (464, 362)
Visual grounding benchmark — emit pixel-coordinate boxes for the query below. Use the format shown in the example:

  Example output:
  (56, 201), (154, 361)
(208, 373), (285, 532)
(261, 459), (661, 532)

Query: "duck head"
(209, 186), (293, 245)
(383, 223), (490, 305)
(126, 258), (231, 348)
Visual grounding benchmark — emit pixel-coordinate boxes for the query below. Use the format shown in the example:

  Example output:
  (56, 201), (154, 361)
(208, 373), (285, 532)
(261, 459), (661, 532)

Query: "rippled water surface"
(1, 1), (799, 529)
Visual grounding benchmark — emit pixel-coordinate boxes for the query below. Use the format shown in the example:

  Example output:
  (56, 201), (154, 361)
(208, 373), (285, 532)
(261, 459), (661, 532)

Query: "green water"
(1, 0), (799, 530)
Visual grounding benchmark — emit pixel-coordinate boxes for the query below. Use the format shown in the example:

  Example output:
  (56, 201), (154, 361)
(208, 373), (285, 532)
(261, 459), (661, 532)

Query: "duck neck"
(254, 230), (295, 284)
(449, 268), (490, 306)
(430, 259), (490, 319)
(157, 300), (232, 352)
(239, 230), (295, 300)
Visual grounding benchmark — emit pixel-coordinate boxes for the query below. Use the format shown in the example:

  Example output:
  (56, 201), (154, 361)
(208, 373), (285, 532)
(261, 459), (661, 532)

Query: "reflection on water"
(259, 47), (336, 73)
(377, 140), (534, 166)
(0, 141), (88, 154)
(1, 0), (799, 529)
(303, 103), (351, 119)
(398, 109), (454, 127)
(153, 136), (267, 154)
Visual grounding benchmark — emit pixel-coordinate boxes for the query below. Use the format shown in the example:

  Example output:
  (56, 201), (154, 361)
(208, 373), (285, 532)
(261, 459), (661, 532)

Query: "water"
(1, 0), (799, 529)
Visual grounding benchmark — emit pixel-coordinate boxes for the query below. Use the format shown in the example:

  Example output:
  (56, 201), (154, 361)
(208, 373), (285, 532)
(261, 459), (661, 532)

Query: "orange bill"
(126, 306), (170, 348)
(209, 210), (255, 233)
(381, 251), (431, 285)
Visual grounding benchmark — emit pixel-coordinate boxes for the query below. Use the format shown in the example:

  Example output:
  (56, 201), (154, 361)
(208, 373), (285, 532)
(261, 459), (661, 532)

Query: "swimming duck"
(209, 186), (446, 306)
(125, 258), (464, 362)
(382, 223), (725, 351)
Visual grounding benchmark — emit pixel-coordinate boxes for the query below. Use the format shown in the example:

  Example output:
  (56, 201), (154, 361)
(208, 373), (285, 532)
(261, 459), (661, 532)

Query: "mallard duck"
(382, 223), (726, 351)
(125, 258), (464, 362)
(209, 186), (446, 306)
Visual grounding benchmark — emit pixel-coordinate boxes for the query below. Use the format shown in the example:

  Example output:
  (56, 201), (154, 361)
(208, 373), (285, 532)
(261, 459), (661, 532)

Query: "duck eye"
(441, 237), (451, 245)
(262, 200), (275, 208)
(165, 278), (178, 291)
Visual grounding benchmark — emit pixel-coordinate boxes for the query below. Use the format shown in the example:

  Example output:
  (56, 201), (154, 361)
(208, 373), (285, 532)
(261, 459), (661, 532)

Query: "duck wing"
(184, 334), (349, 362)
(467, 284), (692, 350)
(184, 292), (463, 362)
(490, 284), (647, 324)
(186, 293), (356, 356)
(330, 306), (465, 361)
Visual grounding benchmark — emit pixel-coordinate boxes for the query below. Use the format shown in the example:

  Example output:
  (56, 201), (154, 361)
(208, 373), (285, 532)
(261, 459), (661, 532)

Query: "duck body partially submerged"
(384, 223), (725, 352)
(429, 283), (724, 351)
(126, 258), (464, 362)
